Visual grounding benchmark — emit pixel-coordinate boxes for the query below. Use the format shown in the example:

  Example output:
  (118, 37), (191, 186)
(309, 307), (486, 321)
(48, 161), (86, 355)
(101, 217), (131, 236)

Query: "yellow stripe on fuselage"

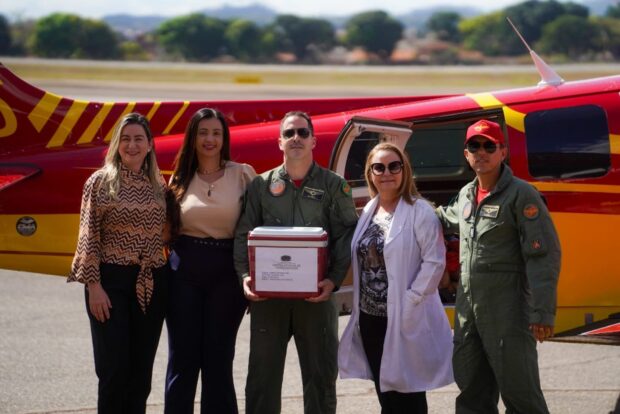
(77, 102), (114, 145)
(0, 214), (78, 276)
(28, 92), (63, 133)
(103, 103), (137, 142)
(163, 102), (189, 135)
(46, 100), (89, 148)
(466, 92), (526, 133)
(531, 182), (620, 194)
(610, 134), (620, 155)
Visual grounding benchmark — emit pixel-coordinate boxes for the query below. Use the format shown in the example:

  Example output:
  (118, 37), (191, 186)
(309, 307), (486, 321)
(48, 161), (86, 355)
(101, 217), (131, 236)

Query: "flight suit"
(234, 162), (358, 414)
(437, 164), (561, 414)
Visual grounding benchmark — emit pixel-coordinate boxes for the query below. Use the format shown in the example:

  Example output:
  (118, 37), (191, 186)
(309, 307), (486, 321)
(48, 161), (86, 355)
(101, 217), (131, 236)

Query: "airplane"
(1, 56), (619, 345)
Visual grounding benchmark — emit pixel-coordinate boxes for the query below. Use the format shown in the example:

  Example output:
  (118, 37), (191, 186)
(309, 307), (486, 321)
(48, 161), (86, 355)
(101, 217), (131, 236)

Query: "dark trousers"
(165, 236), (247, 414)
(359, 311), (428, 414)
(245, 298), (339, 414)
(86, 263), (168, 414)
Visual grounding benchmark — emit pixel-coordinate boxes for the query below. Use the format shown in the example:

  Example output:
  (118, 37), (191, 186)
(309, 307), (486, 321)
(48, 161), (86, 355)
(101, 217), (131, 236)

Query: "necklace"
(198, 166), (222, 175)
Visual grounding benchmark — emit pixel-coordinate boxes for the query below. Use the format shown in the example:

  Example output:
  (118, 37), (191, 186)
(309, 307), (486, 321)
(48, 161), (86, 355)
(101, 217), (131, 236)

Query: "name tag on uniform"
(480, 205), (500, 218)
(302, 187), (324, 201)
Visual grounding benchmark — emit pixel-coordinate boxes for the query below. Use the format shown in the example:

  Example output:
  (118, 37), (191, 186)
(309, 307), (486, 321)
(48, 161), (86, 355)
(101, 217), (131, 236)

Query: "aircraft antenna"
(506, 17), (564, 87)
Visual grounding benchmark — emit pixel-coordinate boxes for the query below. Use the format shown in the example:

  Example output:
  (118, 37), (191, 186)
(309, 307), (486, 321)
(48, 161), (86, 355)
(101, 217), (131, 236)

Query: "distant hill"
(103, 0), (614, 38)
(104, 14), (166, 37)
(197, 3), (277, 25)
(397, 5), (482, 30)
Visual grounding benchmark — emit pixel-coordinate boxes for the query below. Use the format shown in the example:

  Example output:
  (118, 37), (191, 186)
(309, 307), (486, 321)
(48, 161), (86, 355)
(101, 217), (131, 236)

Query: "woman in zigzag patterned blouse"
(68, 112), (168, 414)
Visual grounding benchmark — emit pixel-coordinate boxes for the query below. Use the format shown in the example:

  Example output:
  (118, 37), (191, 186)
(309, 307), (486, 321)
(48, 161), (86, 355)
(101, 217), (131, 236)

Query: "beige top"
(179, 161), (256, 239)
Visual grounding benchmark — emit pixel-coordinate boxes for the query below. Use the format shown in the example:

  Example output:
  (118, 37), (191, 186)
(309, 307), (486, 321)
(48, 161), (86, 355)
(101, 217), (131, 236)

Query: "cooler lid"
(249, 226), (326, 238)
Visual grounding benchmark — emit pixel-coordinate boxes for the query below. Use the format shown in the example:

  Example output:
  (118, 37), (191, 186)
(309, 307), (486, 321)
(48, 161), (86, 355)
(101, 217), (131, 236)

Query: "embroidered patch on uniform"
(342, 182), (352, 196)
(523, 204), (540, 220)
(269, 179), (286, 197)
(480, 205), (500, 219)
(532, 239), (542, 250)
(302, 186), (324, 201)
(462, 201), (472, 220)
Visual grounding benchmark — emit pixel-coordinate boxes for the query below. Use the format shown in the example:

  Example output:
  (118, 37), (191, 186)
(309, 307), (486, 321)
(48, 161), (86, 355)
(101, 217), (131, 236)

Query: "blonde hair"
(364, 142), (420, 204)
(101, 113), (163, 202)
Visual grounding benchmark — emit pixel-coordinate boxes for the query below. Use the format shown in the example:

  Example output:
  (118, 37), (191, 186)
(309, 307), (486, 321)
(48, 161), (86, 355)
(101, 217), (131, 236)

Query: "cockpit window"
(525, 105), (610, 179)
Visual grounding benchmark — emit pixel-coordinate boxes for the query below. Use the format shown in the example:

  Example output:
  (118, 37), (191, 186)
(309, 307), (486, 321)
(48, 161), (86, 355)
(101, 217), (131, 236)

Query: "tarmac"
(0, 269), (618, 414)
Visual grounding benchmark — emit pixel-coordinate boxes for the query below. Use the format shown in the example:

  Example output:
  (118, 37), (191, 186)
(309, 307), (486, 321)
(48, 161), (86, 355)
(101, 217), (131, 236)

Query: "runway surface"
(0, 270), (618, 414)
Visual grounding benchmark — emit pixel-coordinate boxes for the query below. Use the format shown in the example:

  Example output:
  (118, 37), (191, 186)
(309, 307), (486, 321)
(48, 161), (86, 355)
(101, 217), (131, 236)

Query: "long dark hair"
(169, 107), (231, 202)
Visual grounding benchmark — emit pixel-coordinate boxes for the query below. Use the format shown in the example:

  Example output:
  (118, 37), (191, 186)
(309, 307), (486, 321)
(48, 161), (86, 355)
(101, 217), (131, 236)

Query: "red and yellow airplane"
(1, 59), (618, 344)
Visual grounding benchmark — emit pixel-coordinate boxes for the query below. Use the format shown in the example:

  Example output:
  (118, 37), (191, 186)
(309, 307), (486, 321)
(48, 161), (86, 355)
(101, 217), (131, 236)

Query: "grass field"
(3, 57), (620, 91)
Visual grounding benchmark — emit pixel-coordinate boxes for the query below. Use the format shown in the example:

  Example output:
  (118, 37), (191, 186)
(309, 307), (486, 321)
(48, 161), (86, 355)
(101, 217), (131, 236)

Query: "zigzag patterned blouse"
(68, 164), (166, 312)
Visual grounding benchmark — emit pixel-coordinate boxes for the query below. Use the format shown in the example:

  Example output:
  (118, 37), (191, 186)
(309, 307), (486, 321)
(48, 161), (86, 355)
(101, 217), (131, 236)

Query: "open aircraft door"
(328, 117), (414, 314)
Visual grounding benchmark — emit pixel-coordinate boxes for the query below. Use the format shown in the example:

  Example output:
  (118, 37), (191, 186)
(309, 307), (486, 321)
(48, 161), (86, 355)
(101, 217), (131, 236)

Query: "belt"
(177, 235), (234, 249)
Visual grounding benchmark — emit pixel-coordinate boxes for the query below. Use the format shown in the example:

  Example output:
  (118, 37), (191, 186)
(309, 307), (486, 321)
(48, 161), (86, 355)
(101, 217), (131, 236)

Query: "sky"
(1, 0), (530, 20)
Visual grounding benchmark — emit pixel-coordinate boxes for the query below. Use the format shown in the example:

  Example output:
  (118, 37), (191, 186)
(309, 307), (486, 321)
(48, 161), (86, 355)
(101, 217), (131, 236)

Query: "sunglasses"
(282, 127), (311, 139)
(370, 161), (403, 176)
(466, 141), (499, 154)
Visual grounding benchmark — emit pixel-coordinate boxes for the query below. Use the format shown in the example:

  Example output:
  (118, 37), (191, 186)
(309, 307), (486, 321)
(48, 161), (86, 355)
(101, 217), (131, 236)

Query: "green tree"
(8, 19), (35, 56)
(119, 40), (150, 61)
(157, 14), (226, 61)
(0, 15), (11, 54)
(30, 13), (119, 59)
(426, 11), (462, 43)
(598, 17), (620, 58)
(224, 19), (262, 62)
(271, 15), (335, 61)
(31, 13), (81, 58)
(460, 12), (512, 56)
(77, 19), (120, 59)
(345, 10), (403, 59)
(606, 3), (620, 18)
(538, 15), (601, 58)
(461, 0), (590, 57)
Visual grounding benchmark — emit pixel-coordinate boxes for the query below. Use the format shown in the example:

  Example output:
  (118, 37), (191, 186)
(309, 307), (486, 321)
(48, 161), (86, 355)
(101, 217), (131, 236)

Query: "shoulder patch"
(523, 203), (540, 220)
(341, 181), (352, 196)
(269, 178), (286, 197)
(462, 201), (472, 220)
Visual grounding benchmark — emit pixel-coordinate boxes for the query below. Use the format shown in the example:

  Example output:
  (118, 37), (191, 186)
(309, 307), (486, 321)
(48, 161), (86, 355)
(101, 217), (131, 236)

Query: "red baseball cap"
(465, 120), (505, 145)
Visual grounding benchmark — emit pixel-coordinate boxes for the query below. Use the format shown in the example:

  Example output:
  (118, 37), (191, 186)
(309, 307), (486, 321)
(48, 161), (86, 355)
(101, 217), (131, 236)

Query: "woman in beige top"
(68, 113), (168, 413)
(164, 108), (256, 414)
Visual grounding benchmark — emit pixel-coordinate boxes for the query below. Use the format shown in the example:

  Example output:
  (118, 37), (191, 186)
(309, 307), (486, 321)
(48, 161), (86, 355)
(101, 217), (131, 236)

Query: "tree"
(426, 11), (462, 43)
(345, 10), (403, 59)
(460, 12), (514, 56)
(31, 13), (81, 58)
(271, 15), (335, 62)
(77, 19), (120, 59)
(538, 15), (602, 58)
(598, 17), (620, 58)
(606, 3), (620, 18)
(30, 13), (119, 59)
(0, 15), (11, 54)
(224, 19), (262, 62)
(460, 0), (590, 57)
(157, 14), (226, 61)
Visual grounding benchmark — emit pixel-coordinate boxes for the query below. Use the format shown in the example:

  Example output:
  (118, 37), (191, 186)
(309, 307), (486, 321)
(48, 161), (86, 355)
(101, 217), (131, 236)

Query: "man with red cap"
(437, 119), (561, 414)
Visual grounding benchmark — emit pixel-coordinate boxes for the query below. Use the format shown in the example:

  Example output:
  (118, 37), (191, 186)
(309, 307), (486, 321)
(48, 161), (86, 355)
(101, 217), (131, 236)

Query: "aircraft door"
(329, 116), (413, 207)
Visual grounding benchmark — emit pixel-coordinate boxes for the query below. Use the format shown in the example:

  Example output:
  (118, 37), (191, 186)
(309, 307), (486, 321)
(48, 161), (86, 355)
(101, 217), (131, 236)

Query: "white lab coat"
(338, 196), (454, 392)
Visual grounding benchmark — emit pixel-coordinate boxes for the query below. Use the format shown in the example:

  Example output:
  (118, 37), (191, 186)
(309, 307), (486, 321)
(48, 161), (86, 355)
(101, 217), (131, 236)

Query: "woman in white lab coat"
(338, 143), (453, 413)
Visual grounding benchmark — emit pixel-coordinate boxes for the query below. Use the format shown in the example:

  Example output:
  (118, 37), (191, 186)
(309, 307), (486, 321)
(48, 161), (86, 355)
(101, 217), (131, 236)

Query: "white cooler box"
(248, 226), (328, 298)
